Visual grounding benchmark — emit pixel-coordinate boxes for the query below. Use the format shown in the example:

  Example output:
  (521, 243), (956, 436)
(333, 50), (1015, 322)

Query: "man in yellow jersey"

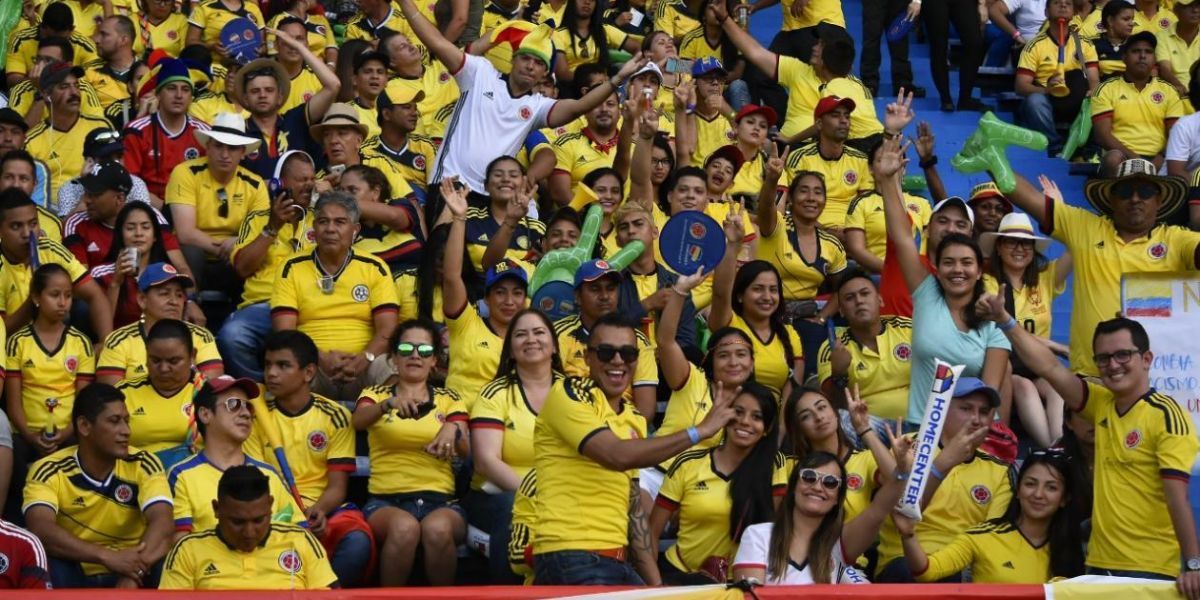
(8, 37), (108, 131)
(83, 16), (137, 110)
(874, 377), (1013, 582)
(680, 58), (736, 165)
(96, 263), (223, 384)
(245, 331), (372, 587)
(1156, 0), (1200, 91)
(548, 89), (622, 205)
(533, 312), (735, 585)
(166, 112), (269, 291)
(358, 83), (438, 195)
(160, 465), (338, 590)
(24, 383), (174, 588)
(5, 3), (98, 88)
(612, 201), (698, 355)
(1093, 32), (1186, 176)
(783, 96), (874, 232)
(817, 269), (913, 424)
(273, 17), (324, 114)
(554, 260), (660, 419)
(167, 376), (307, 537)
(380, 30), (460, 142)
(24, 61), (111, 201)
(980, 304), (1200, 596)
(0, 190), (113, 338)
(345, 50), (388, 140)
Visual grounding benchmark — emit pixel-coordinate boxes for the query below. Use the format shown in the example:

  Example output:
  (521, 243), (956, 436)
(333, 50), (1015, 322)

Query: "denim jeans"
(1017, 94), (1062, 153)
(1086, 567), (1175, 580)
(50, 557), (162, 588)
(725, 80), (752, 112)
(462, 490), (519, 583)
(534, 550), (645, 585)
(330, 530), (372, 587)
(983, 23), (1014, 68)
(217, 301), (272, 381)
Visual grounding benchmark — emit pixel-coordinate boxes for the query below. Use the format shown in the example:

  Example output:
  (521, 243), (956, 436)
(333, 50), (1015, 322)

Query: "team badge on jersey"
(0, 552), (8, 575)
(970, 485), (991, 505)
(414, 155), (426, 170)
(1151, 91), (1165, 104)
(182, 402), (193, 417)
(1125, 429), (1142, 449)
(352, 284), (369, 302)
(847, 473), (863, 491)
(1160, 18), (1171, 29)
(894, 343), (912, 361)
(844, 170), (858, 185)
(184, 147), (200, 160)
(1148, 242), (1167, 260)
(439, 72), (450, 83)
(168, 30), (178, 39)
(114, 484), (134, 504)
(519, 106), (532, 121)
(278, 549), (302, 574)
(307, 430), (328, 452)
(65, 356), (79, 373)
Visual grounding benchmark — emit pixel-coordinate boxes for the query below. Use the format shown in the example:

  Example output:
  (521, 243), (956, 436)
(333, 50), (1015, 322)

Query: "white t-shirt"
(732, 523), (867, 585)
(430, 54), (559, 192)
(1001, 0), (1047, 41)
(1163, 111), (1200, 174)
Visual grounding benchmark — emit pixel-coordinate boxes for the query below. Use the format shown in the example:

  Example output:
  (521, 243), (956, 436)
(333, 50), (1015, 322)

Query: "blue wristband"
(686, 426), (701, 445)
(930, 464), (946, 481)
(998, 317), (1018, 332)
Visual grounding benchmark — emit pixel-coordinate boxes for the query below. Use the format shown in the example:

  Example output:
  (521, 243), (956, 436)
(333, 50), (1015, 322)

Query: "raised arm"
(673, 83), (698, 167)
(756, 145), (786, 237)
(629, 107), (659, 205)
(706, 204), (747, 332)
(657, 269), (705, 390)
(547, 55), (649, 129)
(710, 1), (778, 76)
(914, 121), (947, 202)
(395, 0), (466, 71)
(269, 27), (341, 120)
(875, 135), (927, 293)
(439, 178), (470, 317)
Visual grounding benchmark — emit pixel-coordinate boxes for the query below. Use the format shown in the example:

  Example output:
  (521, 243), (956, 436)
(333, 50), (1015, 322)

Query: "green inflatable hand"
(951, 112), (1048, 195)
(530, 203), (644, 318)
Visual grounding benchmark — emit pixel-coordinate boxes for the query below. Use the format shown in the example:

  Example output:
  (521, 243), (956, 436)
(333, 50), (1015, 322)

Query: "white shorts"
(638, 467), (665, 500)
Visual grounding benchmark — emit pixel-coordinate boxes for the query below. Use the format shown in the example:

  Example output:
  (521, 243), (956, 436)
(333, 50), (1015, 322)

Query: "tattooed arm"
(628, 479), (661, 585)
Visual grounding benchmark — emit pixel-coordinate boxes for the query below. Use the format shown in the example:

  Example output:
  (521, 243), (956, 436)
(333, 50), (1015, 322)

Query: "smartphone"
(664, 57), (694, 74)
(327, 164), (347, 176)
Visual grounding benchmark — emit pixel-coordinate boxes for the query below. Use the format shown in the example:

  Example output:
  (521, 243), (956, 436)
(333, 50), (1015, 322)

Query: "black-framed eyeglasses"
(588, 344), (638, 363)
(798, 468), (841, 490)
(1092, 348), (1142, 368)
(396, 342), (435, 358)
(217, 188), (229, 218)
(651, 158), (672, 167)
(219, 397), (254, 414)
(1111, 181), (1157, 201)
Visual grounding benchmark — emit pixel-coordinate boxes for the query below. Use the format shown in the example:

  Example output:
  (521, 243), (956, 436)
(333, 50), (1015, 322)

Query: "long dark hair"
(731, 260), (796, 378)
(1001, 449), (1087, 578)
(495, 308), (564, 378)
(652, 133), (676, 212)
(785, 384), (852, 459)
(701, 326), (755, 383)
(989, 238), (1048, 291)
(768, 451), (847, 584)
(727, 382), (779, 542)
(933, 233), (987, 330)
(562, 0), (611, 71)
(103, 203), (170, 265)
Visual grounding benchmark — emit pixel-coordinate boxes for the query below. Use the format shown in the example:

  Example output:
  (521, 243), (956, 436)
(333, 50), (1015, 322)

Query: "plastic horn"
(951, 112), (1048, 194)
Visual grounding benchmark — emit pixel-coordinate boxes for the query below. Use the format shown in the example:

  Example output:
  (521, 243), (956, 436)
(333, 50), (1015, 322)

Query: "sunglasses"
(588, 344), (638, 363)
(1111, 181), (1157, 201)
(798, 468), (842, 491)
(218, 397), (254, 414)
(1092, 348), (1141, 368)
(92, 130), (120, 145)
(396, 342), (435, 358)
(1028, 447), (1071, 462)
(217, 188), (229, 218)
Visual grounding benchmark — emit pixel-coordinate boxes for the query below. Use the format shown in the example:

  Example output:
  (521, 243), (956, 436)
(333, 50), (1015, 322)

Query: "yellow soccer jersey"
(187, 0), (265, 48)
(444, 304), (505, 406)
(508, 468), (537, 582)
(231, 209), (317, 307)
(554, 314), (659, 390)
(468, 373), (562, 491)
(61, 0), (139, 37)
(165, 158), (270, 241)
(0, 238), (89, 316)
(6, 27), (98, 77)
(37, 206), (63, 243)
(387, 63), (460, 141)
(8, 78), (107, 121)
(679, 27), (723, 61)
(915, 517), (1051, 583)
(691, 113), (738, 166)
(161, 523), (337, 590)
(345, 0), (433, 62)
(784, 0), (844, 29)
(119, 376), (197, 455)
(1157, 24), (1200, 87)
(24, 447), (171, 576)
(654, 0), (701, 40)
(533, 376), (648, 554)
(167, 453), (306, 532)
(982, 264), (1065, 340)
(269, 249), (399, 354)
(728, 312), (802, 397)
(357, 385), (467, 496)
(1091, 76), (1185, 156)
(278, 67), (323, 115)
(757, 215), (847, 301)
(841, 447), (880, 524)
(1047, 200), (1200, 375)
(816, 317), (914, 421)
(784, 143), (874, 228)
(551, 129), (621, 187)
(822, 76), (883, 140)
(394, 267), (444, 323)
(142, 13), (190, 57)
(266, 13), (336, 57)
(729, 150), (775, 199)
(350, 99), (383, 141)
(245, 395), (355, 506)
(657, 449), (789, 573)
(188, 91), (245, 125)
(463, 205), (544, 272)
(97, 321), (222, 382)
(5, 326), (95, 432)
(25, 114), (111, 201)
(1080, 381), (1198, 576)
(1135, 7), (1177, 35)
(875, 446), (1015, 577)
(361, 133), (440, 192)
(775, 56), (822, 139)
(552, 24), (635, 73)
(658, 364), (721, 454)
(844, 191), (930, 262)
(1017, 33), (1100, 87)
(81, 60), (133, 110)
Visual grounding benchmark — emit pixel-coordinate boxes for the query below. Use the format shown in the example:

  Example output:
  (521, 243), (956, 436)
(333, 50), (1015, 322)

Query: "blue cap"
(485, 259), (528, 290)
(951, 377), (1000, 407)
(692, 57), (727, 78)
(574, 259), (622, 288)
(137, 262), (194, 292)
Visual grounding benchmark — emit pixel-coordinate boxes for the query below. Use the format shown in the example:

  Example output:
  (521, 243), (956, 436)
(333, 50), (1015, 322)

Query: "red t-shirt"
(879, 235), (932, 318)
(0, 521), (49, 589)
(90, 263), (142, 328)
(64, 210), (180, 269)
(122, 114), (209, 198)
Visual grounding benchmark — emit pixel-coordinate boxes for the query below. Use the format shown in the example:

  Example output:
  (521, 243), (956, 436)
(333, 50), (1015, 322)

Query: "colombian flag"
(1125, 279), (1172, 317)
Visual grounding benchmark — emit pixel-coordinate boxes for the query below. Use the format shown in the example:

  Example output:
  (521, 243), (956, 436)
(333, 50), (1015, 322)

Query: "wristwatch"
(1186, 557), (1200, 572)
(893, 471), (910, 482)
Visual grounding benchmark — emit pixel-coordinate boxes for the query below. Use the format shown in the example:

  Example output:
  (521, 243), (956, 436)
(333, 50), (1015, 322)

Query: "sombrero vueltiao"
(1082, 158), (1186, 220)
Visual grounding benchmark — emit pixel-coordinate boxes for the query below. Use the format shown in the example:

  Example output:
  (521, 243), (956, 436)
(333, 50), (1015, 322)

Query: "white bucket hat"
(979, 212), (1051, 256)
(194, 112), (261, 151)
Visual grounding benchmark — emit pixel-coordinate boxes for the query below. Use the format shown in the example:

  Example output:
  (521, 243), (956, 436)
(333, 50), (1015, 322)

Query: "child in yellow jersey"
(650, 383), (789, 583)
(6, 264), (95, 457)
(981, 212), (1072, 448)
(352, 320), (468, 587)
(895, 448), (1087, 582)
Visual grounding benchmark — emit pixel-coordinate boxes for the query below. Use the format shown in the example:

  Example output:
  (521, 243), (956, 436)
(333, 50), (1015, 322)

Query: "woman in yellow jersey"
(120, 319), (201, 469)
(709, 207), (803, 397)
(732, 435), (912, 585)
(551, 0), (642, 82)
(186, 0), (266, 49)
(1093, 1), (1137, 79)
(339, 164), (425, 271)
(5, 265), (95, 458)
(464, 308), (563, 582)
(895, 449), (1087, 582)
(982, 210), (1073, 448)
(581, 168), (626, 258)
(649, 382), (784, 584)
(352, 320), (468, 586)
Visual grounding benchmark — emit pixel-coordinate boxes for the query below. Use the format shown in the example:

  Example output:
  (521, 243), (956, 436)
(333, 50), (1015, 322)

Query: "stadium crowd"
(0, 0), (1196, 593)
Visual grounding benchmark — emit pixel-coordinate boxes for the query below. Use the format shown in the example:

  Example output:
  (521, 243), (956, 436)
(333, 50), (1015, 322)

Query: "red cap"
(734, 104), (778, 127)
(813, 95), (856, 119)
(704, 145), (746, 173)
